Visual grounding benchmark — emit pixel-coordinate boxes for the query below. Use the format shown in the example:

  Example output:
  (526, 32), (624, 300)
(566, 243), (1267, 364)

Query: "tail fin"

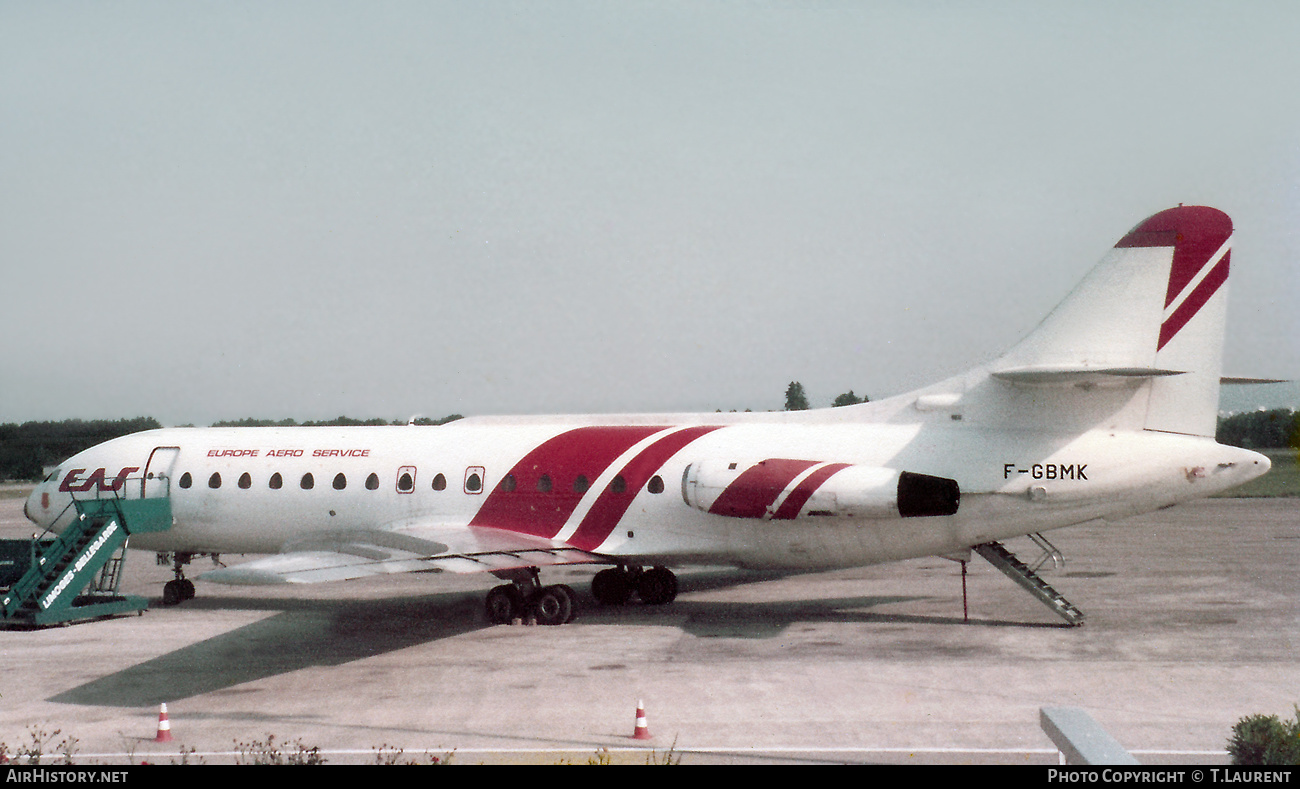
(989, 206), (1232, 437)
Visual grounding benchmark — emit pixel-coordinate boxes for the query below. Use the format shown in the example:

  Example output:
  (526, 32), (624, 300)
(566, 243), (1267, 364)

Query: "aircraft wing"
(199, 521), (605, 585)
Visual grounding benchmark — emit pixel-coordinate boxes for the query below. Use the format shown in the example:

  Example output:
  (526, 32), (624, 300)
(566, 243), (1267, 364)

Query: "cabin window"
(366, 473), (379, 490)
(573, 474), (590, 493)
(500, 474), (516, 492)
(464, 468), (483, 494)
(301, 473), (315, 490)
(238, 472), (252, 489)
(432, 473), (447, 491)
(179, 472), (192, 489)
(397, 467), (415, 492)
(208, 472), (222, 489)
(333, 473), (347, 490)
(648, 475), (664, 494)
(611, 475), (627, 493)
(269, 472), (283, 490)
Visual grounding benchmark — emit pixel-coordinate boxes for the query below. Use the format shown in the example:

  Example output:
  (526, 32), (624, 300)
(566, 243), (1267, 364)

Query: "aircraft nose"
(24, 482), (57, 528)
(23, 486), (40, 525)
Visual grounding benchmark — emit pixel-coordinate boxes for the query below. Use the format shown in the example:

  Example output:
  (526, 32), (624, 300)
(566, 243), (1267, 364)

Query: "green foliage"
(784, 381), (809, 411)
(0, 418), (162, 481)
(832, 390), (868, 407)
(210, 417), (301, 427)
(410, 415), (464, 426)
(0, 413), (466, 481)
(211, 415), (464, 427)
(1228, 707), (1300, 765)
(1217, 409), (1300, 449)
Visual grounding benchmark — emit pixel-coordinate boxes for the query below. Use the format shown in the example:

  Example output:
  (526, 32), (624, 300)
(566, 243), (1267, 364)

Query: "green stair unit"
(1, 495), (172, 627)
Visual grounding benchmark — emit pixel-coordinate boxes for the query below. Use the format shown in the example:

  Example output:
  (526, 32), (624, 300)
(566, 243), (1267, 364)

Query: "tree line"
(0, 418), (164, 482)
(1, 403), (1294, 482)
(1215, 408), (1300, 450)
(0, 415), (463, 481)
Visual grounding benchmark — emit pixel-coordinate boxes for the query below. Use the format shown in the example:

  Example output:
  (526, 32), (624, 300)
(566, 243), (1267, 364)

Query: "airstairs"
(974, 538), (1084, 626)
(1, 493), (172, 628)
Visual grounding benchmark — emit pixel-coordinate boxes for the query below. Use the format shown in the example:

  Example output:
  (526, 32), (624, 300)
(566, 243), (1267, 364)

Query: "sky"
(2, 1), (1298, 426)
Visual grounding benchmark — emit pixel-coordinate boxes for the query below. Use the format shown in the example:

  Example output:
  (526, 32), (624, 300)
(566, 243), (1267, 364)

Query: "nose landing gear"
(160, 552), (196, 606)
(157, 552), (221, 606)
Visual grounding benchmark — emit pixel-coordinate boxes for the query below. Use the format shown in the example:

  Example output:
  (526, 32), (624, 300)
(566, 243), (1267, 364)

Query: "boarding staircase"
(1, 492), (172, 628)
(974, 537), (1084, 626)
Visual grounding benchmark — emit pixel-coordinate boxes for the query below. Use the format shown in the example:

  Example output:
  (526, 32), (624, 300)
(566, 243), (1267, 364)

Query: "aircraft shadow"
(613, 569), (1069, 636)
(48, 589), (486, 708)
(49, 568), (1063, 708)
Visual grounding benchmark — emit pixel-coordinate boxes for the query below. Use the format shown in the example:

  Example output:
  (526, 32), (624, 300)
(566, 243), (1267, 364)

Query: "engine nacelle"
(681, 458), (959, 520)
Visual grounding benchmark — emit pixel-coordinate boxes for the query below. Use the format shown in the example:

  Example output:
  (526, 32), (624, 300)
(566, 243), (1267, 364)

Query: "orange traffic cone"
(631, 699), (652, 740)
(154, 703), (173, 742)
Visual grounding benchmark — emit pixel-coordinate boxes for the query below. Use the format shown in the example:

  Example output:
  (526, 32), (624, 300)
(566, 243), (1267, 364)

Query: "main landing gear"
(591, 565), (678, 607)
(485, 568), (576, 626)
(483, 564), (680, 626)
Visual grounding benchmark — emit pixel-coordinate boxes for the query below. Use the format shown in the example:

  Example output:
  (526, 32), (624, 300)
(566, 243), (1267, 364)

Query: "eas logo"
(58, 467), (140, 493)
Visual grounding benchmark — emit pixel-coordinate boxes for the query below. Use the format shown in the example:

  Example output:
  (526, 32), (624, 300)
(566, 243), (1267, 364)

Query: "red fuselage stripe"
(707, 459), (820, 520)
(469, 426), (662, 538)
(771, 463), (851, 520)
(568, 425), (723, 551)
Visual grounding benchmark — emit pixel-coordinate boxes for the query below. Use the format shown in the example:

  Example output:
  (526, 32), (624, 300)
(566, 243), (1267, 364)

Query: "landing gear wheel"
(486, 584), (525, 624)
(162, 579), (188, 606)
(531, 584), (575, 626)
(162, 553), (196, 606)
(592, 568), (633, 606)
(636, 566), (678, 606)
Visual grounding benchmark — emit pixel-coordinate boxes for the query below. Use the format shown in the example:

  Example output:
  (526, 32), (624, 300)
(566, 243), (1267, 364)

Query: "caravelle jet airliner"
(23, 205), (1272, 625)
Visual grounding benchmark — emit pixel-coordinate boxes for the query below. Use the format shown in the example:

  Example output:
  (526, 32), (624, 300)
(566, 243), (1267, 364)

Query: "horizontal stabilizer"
(991, 366), (1186, 387)
(1220, 376), (1289, 385)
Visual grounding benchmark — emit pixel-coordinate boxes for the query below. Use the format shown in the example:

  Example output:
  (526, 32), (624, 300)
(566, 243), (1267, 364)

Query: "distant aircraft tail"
(984, 205), (1233, 437)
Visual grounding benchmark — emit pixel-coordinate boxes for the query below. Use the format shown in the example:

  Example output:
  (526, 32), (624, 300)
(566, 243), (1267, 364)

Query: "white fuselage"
(24, 413), (1270, 572)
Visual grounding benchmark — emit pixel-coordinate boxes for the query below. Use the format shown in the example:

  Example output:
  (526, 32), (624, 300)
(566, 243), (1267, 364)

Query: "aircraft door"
(143, 446), (181, 499)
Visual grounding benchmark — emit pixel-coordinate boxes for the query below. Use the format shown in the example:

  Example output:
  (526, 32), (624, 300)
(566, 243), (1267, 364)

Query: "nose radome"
(23, 486), (42, 525)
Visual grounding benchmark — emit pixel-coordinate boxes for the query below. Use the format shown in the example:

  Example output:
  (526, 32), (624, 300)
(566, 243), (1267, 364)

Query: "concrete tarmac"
(0, 493), (1296, 765)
